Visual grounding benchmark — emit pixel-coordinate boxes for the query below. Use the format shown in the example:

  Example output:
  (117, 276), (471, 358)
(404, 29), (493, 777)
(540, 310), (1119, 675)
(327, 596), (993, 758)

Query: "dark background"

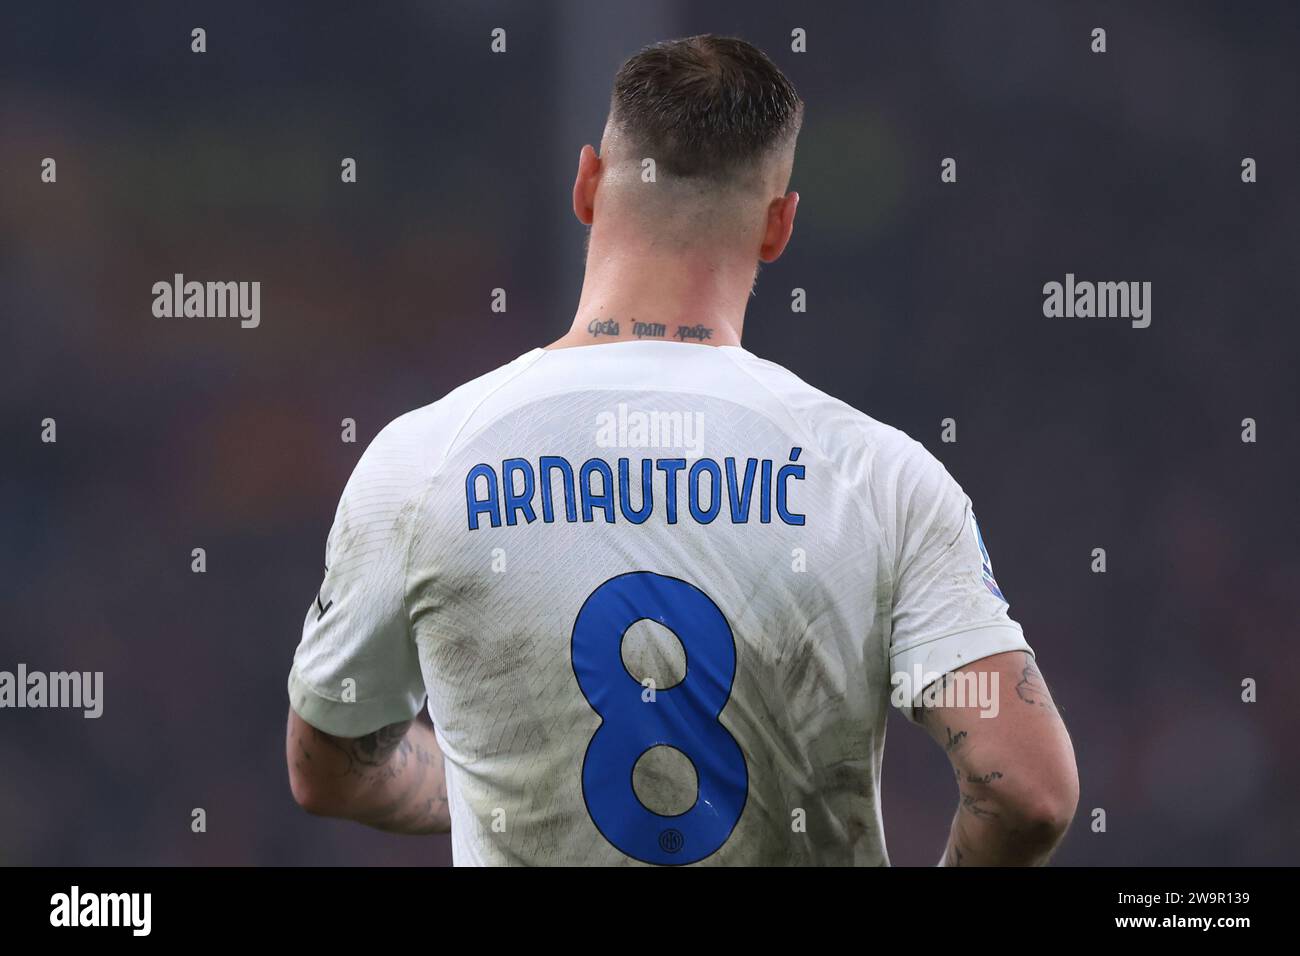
(1, 1), (1296, 866)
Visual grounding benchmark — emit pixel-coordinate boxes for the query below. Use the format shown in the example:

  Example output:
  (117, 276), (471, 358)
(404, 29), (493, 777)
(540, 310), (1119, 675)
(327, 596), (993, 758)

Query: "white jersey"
(288, 341), (1031, 865)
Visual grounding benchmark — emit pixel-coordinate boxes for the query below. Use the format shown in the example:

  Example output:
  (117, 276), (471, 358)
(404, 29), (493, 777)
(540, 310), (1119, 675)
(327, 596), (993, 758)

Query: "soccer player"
(285, 35), (1078, 866)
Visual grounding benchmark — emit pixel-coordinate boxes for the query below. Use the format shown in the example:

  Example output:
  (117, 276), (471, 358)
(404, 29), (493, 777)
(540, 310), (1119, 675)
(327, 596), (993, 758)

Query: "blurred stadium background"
(1, 0), (1297, 865)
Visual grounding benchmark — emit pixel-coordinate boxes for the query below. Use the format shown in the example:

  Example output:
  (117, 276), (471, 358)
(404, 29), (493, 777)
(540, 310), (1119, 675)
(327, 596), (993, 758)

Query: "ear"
(572, 145), (601, 226)
(758, 191), (799, 263)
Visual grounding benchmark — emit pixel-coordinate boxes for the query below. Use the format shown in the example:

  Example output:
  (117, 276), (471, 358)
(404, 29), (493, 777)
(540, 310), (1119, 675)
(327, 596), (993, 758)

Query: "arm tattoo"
(345, 722), (411, 766)
(1015, 653), (1058, 712)
(917, 672), (956, 721)
(960, 791), (1001, 821)
(294, 717), (448, 832)
(313, 721), (413, 780)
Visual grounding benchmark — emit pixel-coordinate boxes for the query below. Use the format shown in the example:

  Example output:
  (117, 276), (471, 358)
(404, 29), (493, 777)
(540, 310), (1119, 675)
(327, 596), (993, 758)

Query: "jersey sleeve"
(287, 421), (429, 737)
(886, 439), (1033, 722)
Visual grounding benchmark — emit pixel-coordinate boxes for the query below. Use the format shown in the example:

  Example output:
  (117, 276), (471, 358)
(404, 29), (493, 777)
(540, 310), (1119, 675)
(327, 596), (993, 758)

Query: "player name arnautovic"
(466, 448), (807, 530)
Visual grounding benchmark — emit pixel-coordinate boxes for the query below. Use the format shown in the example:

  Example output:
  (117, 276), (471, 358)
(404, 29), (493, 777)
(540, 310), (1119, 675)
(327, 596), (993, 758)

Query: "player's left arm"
(286, 709), (450, 834)
(885, 436), (1078, 865)
(916, 651), (1077, 866)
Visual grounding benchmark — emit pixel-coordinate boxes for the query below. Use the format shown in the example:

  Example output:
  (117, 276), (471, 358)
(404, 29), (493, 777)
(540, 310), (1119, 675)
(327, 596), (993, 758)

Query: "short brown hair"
(609, 35), (803, 181)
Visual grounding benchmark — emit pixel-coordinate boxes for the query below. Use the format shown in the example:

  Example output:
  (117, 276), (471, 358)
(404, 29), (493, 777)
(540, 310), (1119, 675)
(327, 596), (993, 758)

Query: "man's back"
(286, 35), (1075, 867)
(289, 341), (1031, 865)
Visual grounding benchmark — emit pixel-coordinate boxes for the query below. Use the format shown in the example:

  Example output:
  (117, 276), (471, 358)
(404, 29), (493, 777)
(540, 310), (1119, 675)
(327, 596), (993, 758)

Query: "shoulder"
(370, 349), (545, 467)
(724, 348), (937, 485)
(344, 349), (546, 502)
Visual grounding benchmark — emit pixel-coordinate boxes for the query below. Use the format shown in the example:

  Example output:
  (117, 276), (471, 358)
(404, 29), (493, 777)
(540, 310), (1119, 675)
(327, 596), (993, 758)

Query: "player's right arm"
(917, 651), (1078, 866)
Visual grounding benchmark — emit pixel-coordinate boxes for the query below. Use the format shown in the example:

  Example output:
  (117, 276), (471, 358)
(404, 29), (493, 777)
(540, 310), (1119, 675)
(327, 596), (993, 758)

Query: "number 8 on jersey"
(571, 571), (748, 865)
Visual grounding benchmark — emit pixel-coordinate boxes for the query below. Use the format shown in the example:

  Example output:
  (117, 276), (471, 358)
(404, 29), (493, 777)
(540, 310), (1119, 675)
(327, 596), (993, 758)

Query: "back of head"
(600, 36), (803, 243)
